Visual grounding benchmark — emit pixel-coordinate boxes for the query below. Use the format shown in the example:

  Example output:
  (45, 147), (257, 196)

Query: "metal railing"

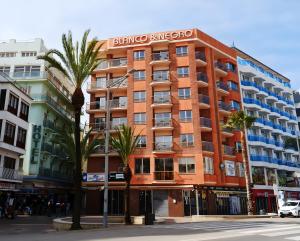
(153, 95), (171, 104)
(223, 145), (235, 155)
(86, 102), (106, 111)
(154, 142), (173, 151)
(87, 78), (128, 89)
(196, 72), (208, 83)
(152, 52), (169, 61)
(218, 101), (231, 111)
(110, 99), (127, 108)
(153, 71), (169, 81)
(202, 141), (214, 152)
(215, 61), (227, 72)
(216, 81), (229, 91)
(154, 119), (172, 127)
(0, 167), (23, 181)
(154, 171), (174, 180)
(200, 117), (212, 128)
(199, 94), (210, 105)
(97, 58), (128, 69)
(195, 51), (206, 61)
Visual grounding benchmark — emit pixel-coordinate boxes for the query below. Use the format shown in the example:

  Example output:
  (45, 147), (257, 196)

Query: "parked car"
(279, 200), (300, 217)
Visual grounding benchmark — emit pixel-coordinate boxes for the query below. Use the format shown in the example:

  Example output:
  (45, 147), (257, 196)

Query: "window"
(21, 51), (37, 57)
(154, 158), (173, 180)
(136, 136), (147, 148)
(153, 91), (170, 103)
(20, 102), (29, 121)
(134, 70), (145, 80)
(178, 88), (191, 99)
(134, 91), (146, 102)
(225, 160), (236, 176)
(237, 163), (245, 177)
(180, 134), (194, 147)
(154, 136), (172, 150)
(0, 52), (16, 58)
(4, 122), (16, 145)
(134, 113), (146, 124)
(179, 157), (195, 173)
(179, 110), (192, 122)
(0, 66), (10, 74)
(235, 142), (242, 153)
(226, 63), (236, 73)
(4, 156), (16, 169)
(176, 46), (188, 56)
(7, 94), (19, 115)
(14, 65), (41, 77)
(154, 112), (172, 127)
(153, 70), (169, 81)
(228, 81), (239, 91)
(177, 67), (189, 78)
(0, 119), (2, 137)
(135, 158), (150, 174)
(231, 100), (240, 110)
(0, 89), (6, 110)
(134, 50), (145, 60)
(204, 156), (214, 174)
(16, 127), (27, 148)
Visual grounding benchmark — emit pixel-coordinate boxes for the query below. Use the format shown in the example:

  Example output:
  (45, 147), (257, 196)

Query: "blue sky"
(1, 0), (300, 89)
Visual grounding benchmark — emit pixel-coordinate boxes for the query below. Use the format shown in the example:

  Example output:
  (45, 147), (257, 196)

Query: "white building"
(235, 48), (300, 213)
(0, 39), (75, 197)
(0, 72), (32, 192)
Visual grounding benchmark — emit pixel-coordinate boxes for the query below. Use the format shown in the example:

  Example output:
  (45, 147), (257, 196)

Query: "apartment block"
(85, 29), (246, 217)
(236, 48), (300, 214)
(0, 73), (32, 193)
(0, 39), (75, 199)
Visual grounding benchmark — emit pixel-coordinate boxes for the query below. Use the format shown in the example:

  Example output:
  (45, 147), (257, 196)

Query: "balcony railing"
(112, 119), (128, 129)
(195, 51), (206, 62)
(154, 171), (174, 181)
(247, 135), (284, 147)
(202, 141), (214, 152)
(249, 155), (300, 168)
(200, 117), (212, 128)
(110, 99), (127, 108)
(216, 81), (229, 92)
(215, 61), (227, 72)
(223, 145), (235, 155)
(199, 94), (210, 105)
(0, 167), (23, 181)
(196, 72), (208, 83)
(154, 142), (173, 151)
(153, 95), (171, 104)
(218, 101), (231, 112)
(88, 78), (128, 89)
(97, 58), (128, 69)
(153, 71), (169, 82)
(86, 102), (106, 111)
(154, 119), (172, 127)
(89, 122), (106, 132)
(152, 52), (169, 61)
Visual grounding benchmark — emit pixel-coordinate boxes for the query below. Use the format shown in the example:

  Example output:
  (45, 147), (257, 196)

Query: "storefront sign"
(110, 29), (194, 47)
(30, 125), (42, 164)
(109, 172), (125, 181)
(82, 173), (105, 182)
(0, 182), (16, 190)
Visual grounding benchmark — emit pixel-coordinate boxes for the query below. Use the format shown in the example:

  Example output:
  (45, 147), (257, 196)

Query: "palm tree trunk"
(71, 88), (84, 230)
(241, 129), (254, 215)
(124, 164), (132, 225)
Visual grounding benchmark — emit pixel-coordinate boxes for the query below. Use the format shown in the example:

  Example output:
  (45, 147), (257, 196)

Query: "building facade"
(85, 29), (247, 217)
(236, 48), (300, 214)
(0, 39), (75, 200)
(0, 73), (31, 197)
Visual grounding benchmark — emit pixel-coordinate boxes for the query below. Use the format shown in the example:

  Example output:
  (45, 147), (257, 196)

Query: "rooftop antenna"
(231, 41), (235, 48)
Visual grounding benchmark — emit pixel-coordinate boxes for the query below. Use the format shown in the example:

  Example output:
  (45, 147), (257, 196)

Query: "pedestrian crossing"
(147, 221), (300, 240)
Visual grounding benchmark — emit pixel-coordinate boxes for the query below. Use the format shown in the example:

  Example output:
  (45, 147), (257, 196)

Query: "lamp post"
(103, 68), (135, 228)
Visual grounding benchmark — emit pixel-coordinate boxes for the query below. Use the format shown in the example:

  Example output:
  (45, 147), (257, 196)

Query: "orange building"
(84, 29), (247, 217)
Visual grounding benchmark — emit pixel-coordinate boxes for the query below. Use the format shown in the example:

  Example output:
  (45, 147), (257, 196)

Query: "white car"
(279, 200), (300, 217)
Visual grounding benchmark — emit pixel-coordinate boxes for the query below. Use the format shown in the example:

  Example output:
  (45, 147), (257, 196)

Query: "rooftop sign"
(110, 29), (195, 47)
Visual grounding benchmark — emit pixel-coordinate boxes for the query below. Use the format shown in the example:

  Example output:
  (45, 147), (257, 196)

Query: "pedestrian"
(47, 199), (53, 217)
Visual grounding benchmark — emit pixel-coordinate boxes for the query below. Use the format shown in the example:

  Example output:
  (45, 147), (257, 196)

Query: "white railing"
(0, 167), (23, 181)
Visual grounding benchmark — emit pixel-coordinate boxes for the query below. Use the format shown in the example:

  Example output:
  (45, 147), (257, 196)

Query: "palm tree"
(110, 125), (140, 224)
(38, 30), (102, 229)
(223, 110), (256, 215)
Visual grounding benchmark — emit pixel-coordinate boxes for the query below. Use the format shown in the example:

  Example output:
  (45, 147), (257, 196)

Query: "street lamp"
(103, 68), (135, 228)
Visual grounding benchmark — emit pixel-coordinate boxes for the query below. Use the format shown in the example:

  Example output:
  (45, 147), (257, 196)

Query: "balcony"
(153, 142), (174, 153)
(151, 95), (172, 108)
(199, 94), (210, 109)
(89, 122), (106, 132)
(90, 145), (118, 157)
(218, 101), (231, 115)
(223, 145), (235, 156)
(111, 118), (128, 130)
(151, 71), (170, 86)
(87, 78), (128, 93)
(96, 58), (128, 72)
(220, 122), (234, 137)
(110, 99), (127, 111)
(247, 135), (284, 148)
(86, 102), (106, 113)
(152, 119), (173, 131)
(216, 81), (229, 95)
(154, 171), (174, 181)
(150, 52), (170, 65)
(200, 117), (212, 132)
(196, 72), (208, 87)
(202, 141), (214, 152)
(195, 51), (206, 66)
(214, 61), (228, 77)
(0, 167), (23, 182)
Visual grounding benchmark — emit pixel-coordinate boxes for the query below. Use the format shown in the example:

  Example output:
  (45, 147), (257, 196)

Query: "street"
(1, 216), (300, 241)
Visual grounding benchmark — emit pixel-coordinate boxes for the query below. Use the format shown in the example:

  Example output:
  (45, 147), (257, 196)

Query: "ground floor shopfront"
(252, 188), (300, 214)
(84, 184), (247, 217)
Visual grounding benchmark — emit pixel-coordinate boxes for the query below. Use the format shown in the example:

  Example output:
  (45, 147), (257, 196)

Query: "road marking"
(241, 225), (299, 234)
(262, 229), (300, 237)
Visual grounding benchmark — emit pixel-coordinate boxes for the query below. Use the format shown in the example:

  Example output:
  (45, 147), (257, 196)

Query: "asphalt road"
(1, 216), (300, 241)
